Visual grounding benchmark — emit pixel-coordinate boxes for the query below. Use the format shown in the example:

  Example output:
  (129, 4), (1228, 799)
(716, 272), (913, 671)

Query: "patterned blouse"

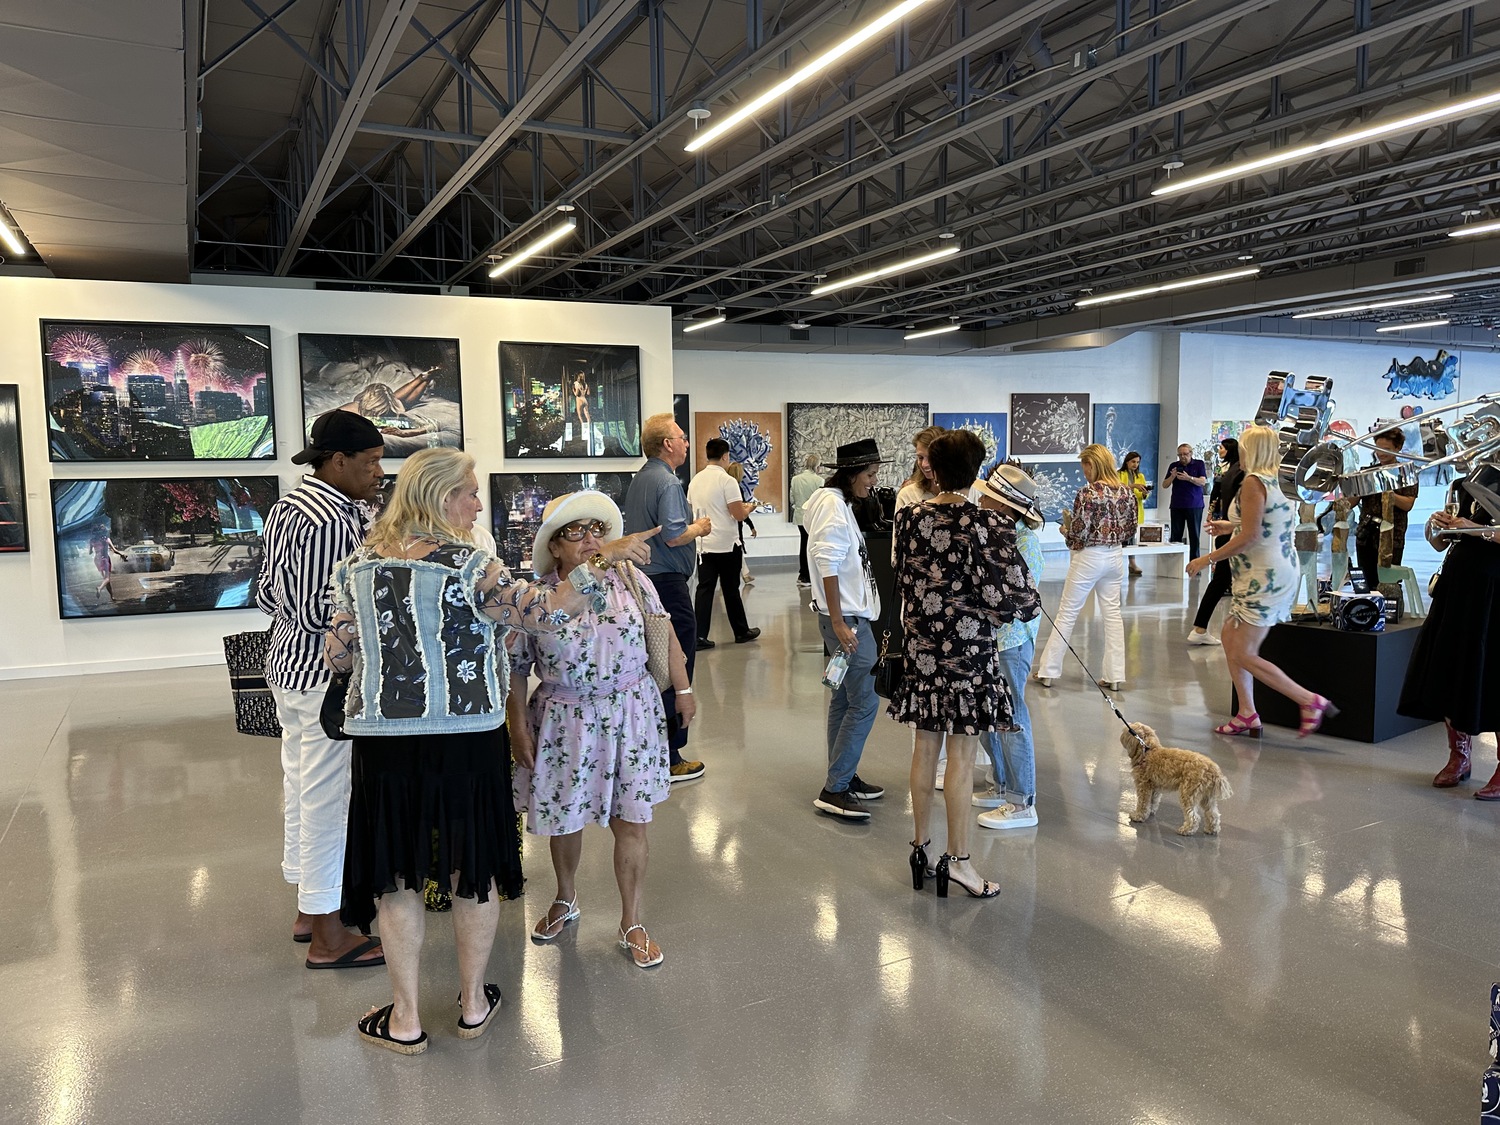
(1063, 482), (1138, 549)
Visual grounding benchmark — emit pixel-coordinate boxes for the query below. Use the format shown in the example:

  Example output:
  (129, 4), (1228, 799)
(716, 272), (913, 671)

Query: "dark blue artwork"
(1093, 403), (1161, 490)
(1383, 349), (1457, 400)
(1027, 462), (1090, 526)
(933, 412), (1007, 477)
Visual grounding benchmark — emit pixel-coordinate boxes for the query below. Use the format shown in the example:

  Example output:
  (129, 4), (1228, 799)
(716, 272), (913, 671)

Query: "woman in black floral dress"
(889, 431), (1040, 899)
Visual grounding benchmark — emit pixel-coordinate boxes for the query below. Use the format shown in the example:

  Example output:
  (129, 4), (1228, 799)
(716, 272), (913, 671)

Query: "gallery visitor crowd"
(254, 407), (1500, 1055)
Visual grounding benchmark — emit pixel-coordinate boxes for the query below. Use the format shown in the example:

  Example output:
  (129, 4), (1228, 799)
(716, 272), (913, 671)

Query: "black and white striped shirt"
(256, 476), (369, 691)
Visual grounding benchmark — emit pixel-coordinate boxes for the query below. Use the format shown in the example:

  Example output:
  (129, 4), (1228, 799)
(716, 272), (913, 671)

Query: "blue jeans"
(817, 614), (877, 793)
(981, 639), (1036, 807)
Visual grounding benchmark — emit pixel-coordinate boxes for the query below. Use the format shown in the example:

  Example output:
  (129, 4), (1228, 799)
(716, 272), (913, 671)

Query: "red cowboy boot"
(1475, 742), (1500, 801)
(1433, 722), (1473, 788)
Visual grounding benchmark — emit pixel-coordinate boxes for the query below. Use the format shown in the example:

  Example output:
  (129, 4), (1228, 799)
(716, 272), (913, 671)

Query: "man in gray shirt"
(789, 452), (824, 588)
(623, 412), (711, 781)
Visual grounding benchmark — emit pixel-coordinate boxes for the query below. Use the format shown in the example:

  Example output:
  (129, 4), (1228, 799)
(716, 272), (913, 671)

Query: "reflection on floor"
(0, 566), (1492, 1124)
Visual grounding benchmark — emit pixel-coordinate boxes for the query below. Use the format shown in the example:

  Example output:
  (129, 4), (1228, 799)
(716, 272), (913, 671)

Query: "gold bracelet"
(588, 552), (615, 570)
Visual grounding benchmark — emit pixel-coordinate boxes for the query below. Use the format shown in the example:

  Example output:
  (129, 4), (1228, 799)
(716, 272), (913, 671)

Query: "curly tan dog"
(1121, 722), (1232, 836)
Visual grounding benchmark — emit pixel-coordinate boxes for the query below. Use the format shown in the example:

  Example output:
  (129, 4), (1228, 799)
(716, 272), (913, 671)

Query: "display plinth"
(1229, 618), (1434, 743)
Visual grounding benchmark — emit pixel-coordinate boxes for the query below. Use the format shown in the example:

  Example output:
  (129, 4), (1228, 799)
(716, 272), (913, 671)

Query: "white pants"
(271, 684), (353, 915)
(1037, 545), (1126, 683)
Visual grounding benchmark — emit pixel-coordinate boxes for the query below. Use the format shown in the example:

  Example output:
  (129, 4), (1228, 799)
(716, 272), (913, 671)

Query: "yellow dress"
(1117, 469), (1147, 525)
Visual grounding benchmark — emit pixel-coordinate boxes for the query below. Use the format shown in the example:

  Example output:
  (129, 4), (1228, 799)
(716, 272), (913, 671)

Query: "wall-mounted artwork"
(489, 472), (635, 575)
(50, 476), (279, 618)
(41, 321), (274, 461)
(1026, 462), (1090, 526)
(299, 334), (463, 458)
(0, 385), (27, 552)
(1010, 393), (1089, 456)
(500, 342), (641, 458)
(786, 402), (929, 496)
(933, 412), (1007, 476)
(672, 393), (691, 487)
(694, 411), (783, 514)
(1383, 348), (1458, 400)
(1093, 403), (1161, 490)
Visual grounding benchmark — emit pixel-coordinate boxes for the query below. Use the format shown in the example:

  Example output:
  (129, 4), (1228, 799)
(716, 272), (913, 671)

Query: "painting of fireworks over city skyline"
(41, 321), (275, 462)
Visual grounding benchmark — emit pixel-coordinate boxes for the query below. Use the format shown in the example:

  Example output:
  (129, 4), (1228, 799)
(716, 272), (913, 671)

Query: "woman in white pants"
(1034, 444), (1137, 691)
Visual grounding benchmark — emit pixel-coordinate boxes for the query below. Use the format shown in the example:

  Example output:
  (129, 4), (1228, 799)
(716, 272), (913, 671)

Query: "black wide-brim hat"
(292, 409), (386, 464)
(821, 438), (894, 470)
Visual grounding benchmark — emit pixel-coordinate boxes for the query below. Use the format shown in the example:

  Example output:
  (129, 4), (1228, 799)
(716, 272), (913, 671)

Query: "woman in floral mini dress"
(889, 431), (1039, 900)
(508, 491), (694, 968)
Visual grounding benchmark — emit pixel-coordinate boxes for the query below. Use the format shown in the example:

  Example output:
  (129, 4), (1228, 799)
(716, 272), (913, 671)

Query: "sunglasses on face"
(556, 520), (610, 542)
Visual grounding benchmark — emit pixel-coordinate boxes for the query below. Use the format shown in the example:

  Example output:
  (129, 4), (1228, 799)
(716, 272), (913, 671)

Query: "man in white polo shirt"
(687, 437), (759, 647)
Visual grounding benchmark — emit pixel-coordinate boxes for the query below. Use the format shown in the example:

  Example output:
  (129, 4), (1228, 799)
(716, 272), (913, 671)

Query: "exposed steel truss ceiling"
(189, 0), (1500, 344)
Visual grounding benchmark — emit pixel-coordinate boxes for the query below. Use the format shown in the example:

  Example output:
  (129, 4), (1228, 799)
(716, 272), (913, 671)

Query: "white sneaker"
(1187, 630), (1221, 646)
(978, 804), (1038, 830)
(972, 786), (1010, 809)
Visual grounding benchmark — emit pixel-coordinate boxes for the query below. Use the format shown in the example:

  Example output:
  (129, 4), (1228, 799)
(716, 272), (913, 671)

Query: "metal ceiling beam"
(364, 0), (644, 278)
(275, 0), (422, 274)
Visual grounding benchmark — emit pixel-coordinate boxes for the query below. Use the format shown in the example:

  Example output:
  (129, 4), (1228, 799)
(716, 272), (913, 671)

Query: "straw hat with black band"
(974, 464), (1044, 529)
(531, 491), (623, 578)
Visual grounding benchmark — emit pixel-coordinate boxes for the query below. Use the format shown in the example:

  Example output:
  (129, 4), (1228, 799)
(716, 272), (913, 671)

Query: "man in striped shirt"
(257, 410), (387, 968)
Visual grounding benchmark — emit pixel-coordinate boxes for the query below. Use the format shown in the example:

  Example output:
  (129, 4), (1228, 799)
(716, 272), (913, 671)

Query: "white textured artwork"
(786, 402), (929, 496)
(1011, 393), (1089, 456)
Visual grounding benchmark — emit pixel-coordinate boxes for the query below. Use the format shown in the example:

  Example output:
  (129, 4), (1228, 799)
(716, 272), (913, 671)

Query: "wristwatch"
(588, 552), (614, 570)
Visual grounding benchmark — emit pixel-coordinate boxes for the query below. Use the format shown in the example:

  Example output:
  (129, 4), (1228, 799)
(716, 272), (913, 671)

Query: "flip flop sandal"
(455, 984), (503, 1040)
(618, 923), (664, 968)
(357, 1004), (427, 1055)
(306, 936), (386, 970)
(532, 897), (580, 943)
(292, 932), (312, 944)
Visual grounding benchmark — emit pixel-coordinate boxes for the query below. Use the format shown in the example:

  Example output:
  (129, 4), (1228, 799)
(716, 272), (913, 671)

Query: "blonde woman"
(895, 424), (946, 512)
(1034, 444), (1136, 691)
(1187, 425), (1336, 737)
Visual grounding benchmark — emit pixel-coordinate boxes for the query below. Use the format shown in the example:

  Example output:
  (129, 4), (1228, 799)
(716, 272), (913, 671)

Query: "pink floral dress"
(510, 567), (672, 835)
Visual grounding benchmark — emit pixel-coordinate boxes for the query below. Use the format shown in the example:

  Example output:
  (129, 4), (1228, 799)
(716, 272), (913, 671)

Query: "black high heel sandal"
(934, 854), (1000, 899)
(909, 840), (931, 891)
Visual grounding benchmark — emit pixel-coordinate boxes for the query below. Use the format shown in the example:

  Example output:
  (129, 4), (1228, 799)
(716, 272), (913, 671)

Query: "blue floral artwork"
(1382, 349), (1458, 400)
(695, 410), (784, 513)
(933, 412), (1007, 476)
(1026, 461), (1090, 526)
(1092, 403), (1161, 489)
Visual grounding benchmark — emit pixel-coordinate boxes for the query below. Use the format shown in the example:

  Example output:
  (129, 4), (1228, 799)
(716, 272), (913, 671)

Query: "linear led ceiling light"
(810, 244), (960, 297)
(1073, 266), (1260, 309)
(1375, 319), (1450, 333)
(1449, 219), (1500, 239)
(684, 0), (941, 153)
(1152, 87), (1500, 198)
(682, 311), (727, 333)
(1292, 293), (1454, 319)
(0, 204), (26, 256)
(904, 321), (961, 341)
(487, 219), (577, 278)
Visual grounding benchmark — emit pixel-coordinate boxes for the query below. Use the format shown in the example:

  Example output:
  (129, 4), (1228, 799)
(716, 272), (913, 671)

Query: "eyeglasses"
(556, 520), (609, 541)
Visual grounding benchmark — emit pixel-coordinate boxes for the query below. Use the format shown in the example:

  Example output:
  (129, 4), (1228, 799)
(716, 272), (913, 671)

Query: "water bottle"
(822, 650), (849, 689)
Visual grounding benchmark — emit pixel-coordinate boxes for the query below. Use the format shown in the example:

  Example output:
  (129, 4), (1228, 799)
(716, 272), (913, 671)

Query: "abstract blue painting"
(934, 412), (1008, 476)
(1093, 403), (1161, 494)
(1027, 461), (1090, 526)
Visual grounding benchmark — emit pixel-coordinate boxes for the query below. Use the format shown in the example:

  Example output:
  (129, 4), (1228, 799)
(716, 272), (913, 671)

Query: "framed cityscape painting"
(933, 411), (1007, 477)
(489, 472), (635, 575)
(40, 321), (274, 461)
(299, 334), (464, 458)
(500, 342), (642, 458)
(786, 402), (928, 495)
(50, 476), (279, 618)
(1010, 392), (1089, 456)
(694, 410), (783, 514)
(0, 385), (27, 551)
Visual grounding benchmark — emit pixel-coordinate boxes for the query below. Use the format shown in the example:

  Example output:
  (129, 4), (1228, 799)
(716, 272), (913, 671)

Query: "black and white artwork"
(0, 385), (27, 551)
(786, 402), (929, 496)
(50, 476), (279, 618)
(299, 334), (464, 458)
(1011, 392), (1090, 456)
(673, 393), (691, 487)
(1027, 462), (1090, 526)
(1093, 403), (1161, 488)
(489, 472), (635, 575)
(500, 342), (642, 458)
(41, 321), (275, 461)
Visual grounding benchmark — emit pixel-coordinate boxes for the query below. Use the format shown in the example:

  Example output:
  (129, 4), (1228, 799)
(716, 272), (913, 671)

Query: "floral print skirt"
(513, 677), (671, 836)
(887, 638), (1017, 735)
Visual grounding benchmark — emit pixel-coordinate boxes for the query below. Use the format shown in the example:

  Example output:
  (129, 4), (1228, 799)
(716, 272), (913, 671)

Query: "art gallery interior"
(2, 1), (1499, 1121)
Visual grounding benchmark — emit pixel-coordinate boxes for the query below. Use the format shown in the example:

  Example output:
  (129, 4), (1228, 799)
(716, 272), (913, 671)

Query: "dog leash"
(1030, 596), (1148, 755)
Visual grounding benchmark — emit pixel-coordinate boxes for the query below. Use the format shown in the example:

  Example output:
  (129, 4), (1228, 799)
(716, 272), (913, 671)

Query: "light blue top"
(996, 523), (1043, 652)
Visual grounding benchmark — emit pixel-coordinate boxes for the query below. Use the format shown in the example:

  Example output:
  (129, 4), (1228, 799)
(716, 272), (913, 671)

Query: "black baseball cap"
(291, 410), (385, 464)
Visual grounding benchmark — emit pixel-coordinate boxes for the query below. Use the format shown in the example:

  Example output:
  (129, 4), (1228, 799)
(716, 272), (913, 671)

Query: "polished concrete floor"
(1, 566), (1494, 1124)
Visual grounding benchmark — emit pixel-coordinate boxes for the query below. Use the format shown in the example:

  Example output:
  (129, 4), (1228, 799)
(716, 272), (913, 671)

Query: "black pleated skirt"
(1398, 540), (1500, 736)
(340, 723), (524, 931)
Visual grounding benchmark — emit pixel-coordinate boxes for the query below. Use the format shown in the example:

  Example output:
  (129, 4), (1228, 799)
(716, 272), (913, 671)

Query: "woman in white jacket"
(804, 438), (891, 821)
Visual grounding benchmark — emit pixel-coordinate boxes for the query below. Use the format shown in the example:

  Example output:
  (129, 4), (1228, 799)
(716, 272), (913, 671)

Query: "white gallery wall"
(0, 278), (673, 679)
